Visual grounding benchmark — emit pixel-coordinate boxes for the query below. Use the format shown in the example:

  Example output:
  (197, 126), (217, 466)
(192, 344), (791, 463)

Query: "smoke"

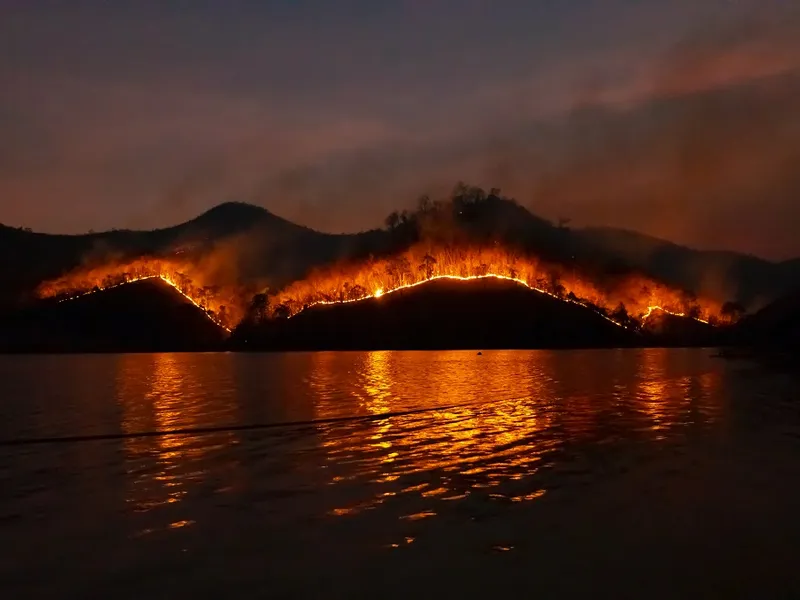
(246, 9), (800, 262)
(3, 3), (799, 264)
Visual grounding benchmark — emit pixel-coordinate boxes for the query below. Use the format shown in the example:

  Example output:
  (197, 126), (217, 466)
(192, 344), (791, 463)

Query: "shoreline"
(0, 342), (729, 355)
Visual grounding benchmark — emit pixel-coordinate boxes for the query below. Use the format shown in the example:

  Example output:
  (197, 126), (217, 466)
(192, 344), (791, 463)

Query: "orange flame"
(37, 258), (239, 332)
(36, 242), (728, 332)
(269, 244), (724, 328)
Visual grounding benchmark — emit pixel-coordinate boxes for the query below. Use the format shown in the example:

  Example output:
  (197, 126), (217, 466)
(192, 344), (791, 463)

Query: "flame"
(295, 273), (628, 328)
(641, 305), (710, 325)
(270, 243), (725, 329)
(37, 259), (237, 332)
(36, 242), (729, 333)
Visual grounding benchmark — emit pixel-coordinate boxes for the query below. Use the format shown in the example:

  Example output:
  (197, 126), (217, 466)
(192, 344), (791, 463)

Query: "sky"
(1, 0), (799, 259)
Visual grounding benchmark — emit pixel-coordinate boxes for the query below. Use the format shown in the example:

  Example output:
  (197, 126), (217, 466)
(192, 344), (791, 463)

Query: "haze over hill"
(3, 187), (798, 316)
(7, 179), (792, 354)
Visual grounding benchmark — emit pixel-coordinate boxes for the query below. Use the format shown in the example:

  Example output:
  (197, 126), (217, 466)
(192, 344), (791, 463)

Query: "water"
(1, 349), (799, 598)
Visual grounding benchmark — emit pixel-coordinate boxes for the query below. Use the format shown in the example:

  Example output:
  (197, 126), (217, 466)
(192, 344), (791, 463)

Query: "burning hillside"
(3, 278), (227, 353)
(263, 243), (727, 329)
(36, 257), (246, 331)
(235, 276), (640, 351)
(36, 240), (732, 335)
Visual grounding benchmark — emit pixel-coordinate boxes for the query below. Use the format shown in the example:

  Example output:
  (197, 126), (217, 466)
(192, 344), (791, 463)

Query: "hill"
(639, 309), (718, 347)
(0, 202), (330, 307)
(2, 191), (798, 317)
(232, 277), (639, 351)
(728, 290), (800, 350)
(575, 227), (800, 309)
(0, 278), (227, 353)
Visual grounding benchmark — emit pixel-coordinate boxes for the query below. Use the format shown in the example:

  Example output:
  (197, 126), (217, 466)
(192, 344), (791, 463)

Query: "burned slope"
(234, 278), (639, 351)
(0, 279), (227, 353)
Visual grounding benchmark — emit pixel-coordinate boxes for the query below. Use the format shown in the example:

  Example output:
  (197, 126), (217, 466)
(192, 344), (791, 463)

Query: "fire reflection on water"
(108, 349), (723, 535)
(311, 349), (723, 521)
(115, 354), (238, 528)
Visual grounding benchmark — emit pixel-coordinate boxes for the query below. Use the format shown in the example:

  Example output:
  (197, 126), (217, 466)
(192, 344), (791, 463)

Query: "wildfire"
(37, 258), (240, 332)
(36, 242), (729, 334)
(296, 273), (629, 328)
(268, 243), (725, 329)
(641, 305), (710, 325)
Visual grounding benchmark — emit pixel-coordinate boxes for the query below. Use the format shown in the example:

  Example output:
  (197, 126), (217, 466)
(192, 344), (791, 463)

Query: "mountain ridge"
(1, 195), (797, 313)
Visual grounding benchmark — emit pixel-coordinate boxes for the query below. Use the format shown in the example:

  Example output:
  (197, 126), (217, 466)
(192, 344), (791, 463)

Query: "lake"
(1, 349), (799, 598)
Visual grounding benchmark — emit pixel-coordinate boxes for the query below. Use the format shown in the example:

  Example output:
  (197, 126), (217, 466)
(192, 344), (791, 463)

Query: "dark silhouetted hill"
(0, 279), (227, 353)
(232, 278), (639, 351)
(729, 290), (800, 350)
(575, 227), (800, 310)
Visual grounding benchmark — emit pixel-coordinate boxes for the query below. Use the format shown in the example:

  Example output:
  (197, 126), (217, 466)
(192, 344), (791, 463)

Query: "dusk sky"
(2, 1), (799, 258)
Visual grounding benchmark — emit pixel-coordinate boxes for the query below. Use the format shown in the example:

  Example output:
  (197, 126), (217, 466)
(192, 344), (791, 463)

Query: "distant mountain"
(575, 227), (800, 308)
(1, 193), (797, 315)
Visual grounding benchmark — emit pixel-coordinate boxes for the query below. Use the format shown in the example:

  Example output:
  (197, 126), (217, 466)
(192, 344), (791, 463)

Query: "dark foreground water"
(1, 349), (800, 598)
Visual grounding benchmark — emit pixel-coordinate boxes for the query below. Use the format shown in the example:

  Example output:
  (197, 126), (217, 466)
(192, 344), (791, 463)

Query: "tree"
(417, 194), (433, 213)
(384, 211), (400, 231)
(419, 253), (437, 279)
(680, 290), (698, 314)
(721, 301), (745, 322)
(273, 303), (291, 319)
(612, 302), (629, 325)
(687, 304), (702, 320)
(249, 293), (269, 323)
(548, 272), (565, 298)
(397, 256), (412, 283)
(349, 284), (367, 300)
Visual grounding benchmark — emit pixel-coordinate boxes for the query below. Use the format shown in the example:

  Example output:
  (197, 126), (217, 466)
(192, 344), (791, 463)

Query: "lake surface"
(1, 349), (800, 598)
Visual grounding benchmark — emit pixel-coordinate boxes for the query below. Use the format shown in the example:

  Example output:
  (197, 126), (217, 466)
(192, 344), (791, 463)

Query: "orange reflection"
(638, 348), (673, 436)
(316, 351), (555, 517)
(116, 353), (238, 523)
(310, 349), (723, 521)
